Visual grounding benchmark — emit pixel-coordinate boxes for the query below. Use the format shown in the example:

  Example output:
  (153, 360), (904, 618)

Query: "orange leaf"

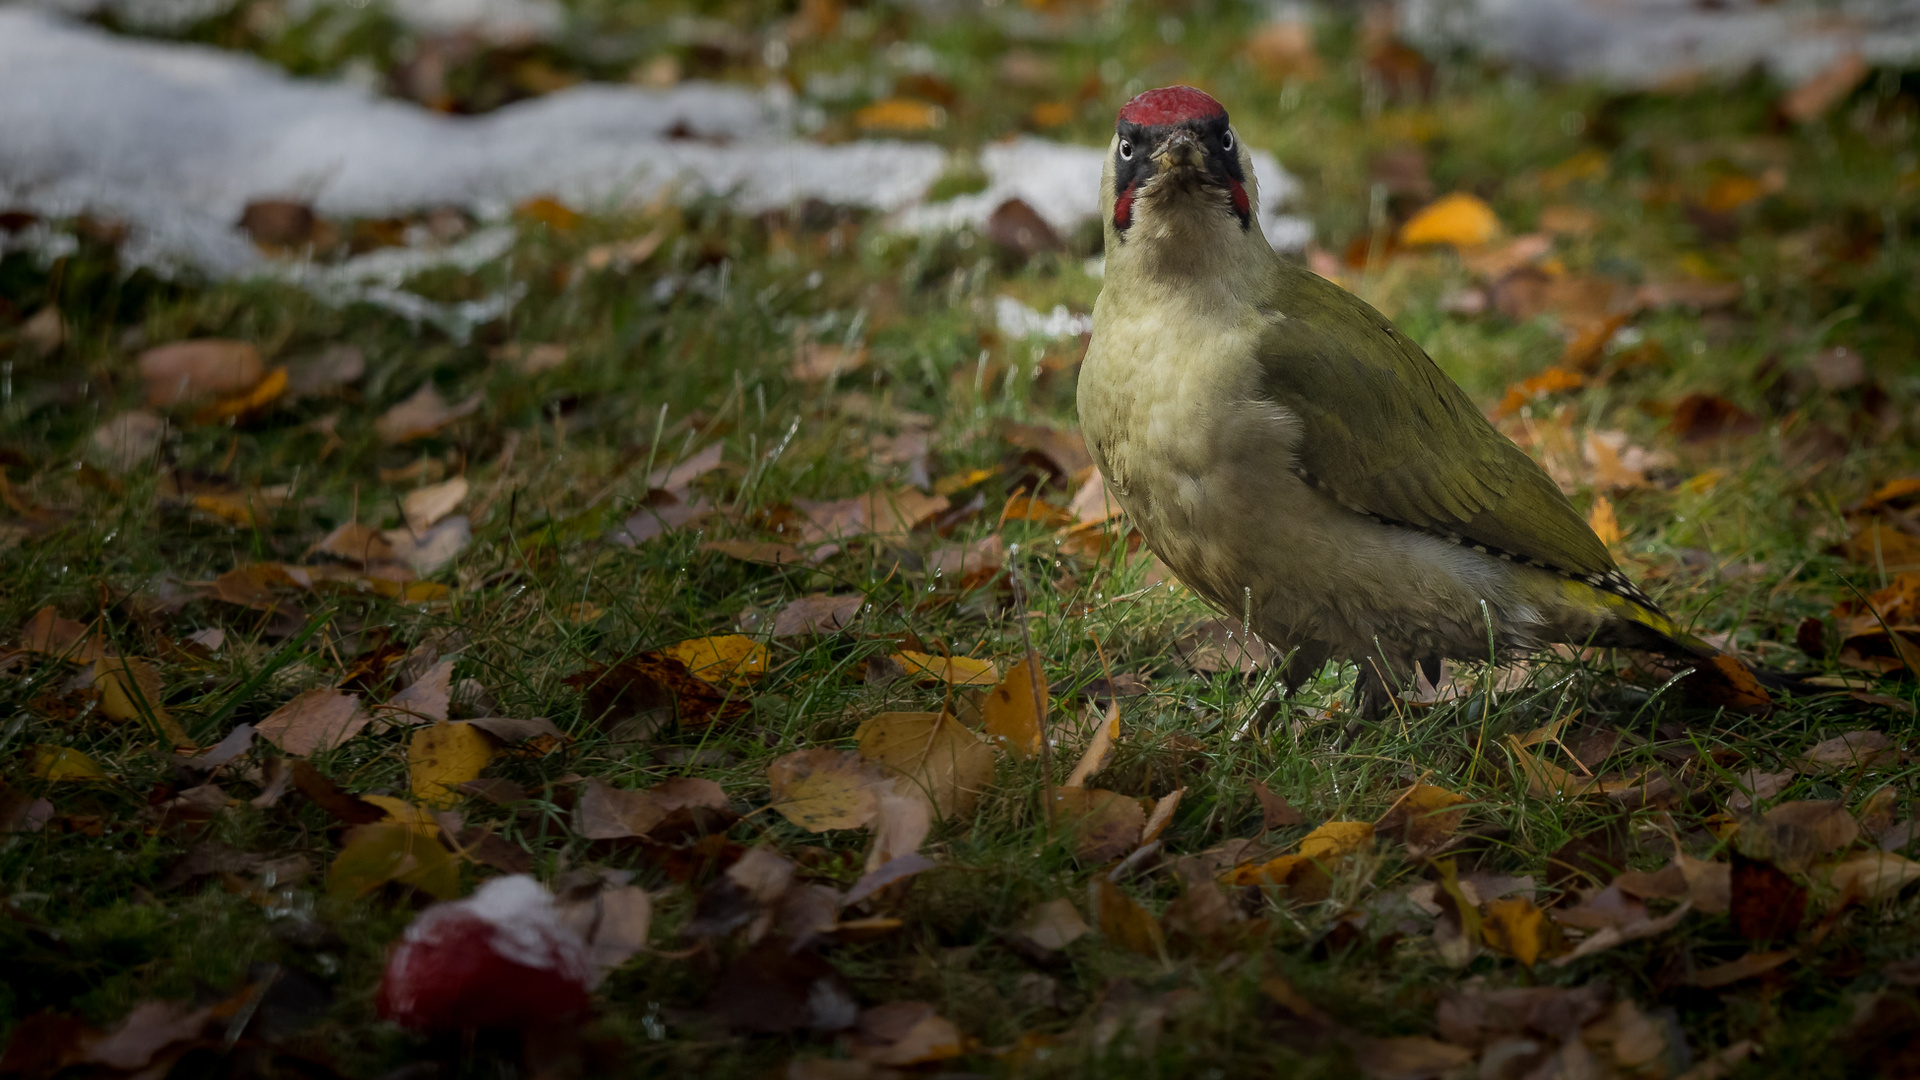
(1399, 192), (1501, 248)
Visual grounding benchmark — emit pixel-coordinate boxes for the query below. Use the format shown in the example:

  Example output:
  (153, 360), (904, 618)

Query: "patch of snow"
(24, 0), (565, 40)
(1402, 0), (1920, 88)
(995, 295), (1091, 341)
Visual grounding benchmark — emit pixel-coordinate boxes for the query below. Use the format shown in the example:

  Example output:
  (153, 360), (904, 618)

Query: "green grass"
(5, 3), (1920, 1077)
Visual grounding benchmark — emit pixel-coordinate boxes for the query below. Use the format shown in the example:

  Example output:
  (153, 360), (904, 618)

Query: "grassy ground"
(5, 2), (1920, 1078)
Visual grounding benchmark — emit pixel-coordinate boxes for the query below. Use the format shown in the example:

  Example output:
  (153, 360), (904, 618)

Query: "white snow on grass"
(0, 10), (1309, 335)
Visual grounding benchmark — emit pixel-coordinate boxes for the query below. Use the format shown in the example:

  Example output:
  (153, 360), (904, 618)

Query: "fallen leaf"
(1549, 901), (1691, 965)
(554, 873), (654, 984)
(766, 749), (887, 832)
(313, 522), (398, 565)
(1738, 799), (1860, 872)
(648, 441), (725, 496)
(1678, 853), (1733, 914)
(894, 650), (998, 687)
(566, 654), (747, 730)
(460, 715), (565, 745)
(657, 634), (767, 687)
(790, 343), (867, 382)
(855, 98), (943, 133)
(1730, 853), (1807, 942)
(408, 722), (493, 807)
(982, 651), (1046, 758)
(1049, 786), (1145, 862)
(19, 606), (105, 662)
(290, 760), (384, 824)
(1781, 51), (1869, 123)
(700, 538), (832, 567)
(1350, 1036), (1474, 1080)
(1174, 618), (1271, 674)
(986, 198), (1063, 258)
(1140, 787), (1184, 846)
(1480, 896), (1561, 967)
(1668, 393), (1763, 443)
(1589, 494), (1622, 547)
(1727, 767), (1796, 813)
(845, 853), (938, 906)
(772, 593), (864, 636)
(402, 477), (468, 532)
(1253, 780), (1305, 831)
(195, 364), (287, 423)
(1825, 851), (1920, 905)
(1064, 700), (1119, 788)
(91, 657), (193, 748)
(31, 744), (107, 781)
(374, 384), (482, 444)
(1013, 897), (1090, 951)
(284, 343), (365, 398)
(256, 689), (370, 756)
(1246, 17), (1322, 80)
(88, 411), (166, 473)
(377, 658), (455, 725)
(867, 785), (932, 870)
(707, 940), (857, 1033)
(1494, 365), (1584, 418)
(138, 340), (263, 407)
(855, 711), (994, 818)
(1399, 192), (1501, 248)
(1091, 876), (1163, 958)
(1375, 784), (1468, 850)
(1689, 949), (1795, 988)
(850, 1001), (964, 1066)
(326, 822), (460, 900)
(1300, 821), (1374, 860)
(1799, 730), (1898, 773)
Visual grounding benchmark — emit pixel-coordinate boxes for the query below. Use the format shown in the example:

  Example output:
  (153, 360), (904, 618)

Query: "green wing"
(1257, 261), (1615, 581)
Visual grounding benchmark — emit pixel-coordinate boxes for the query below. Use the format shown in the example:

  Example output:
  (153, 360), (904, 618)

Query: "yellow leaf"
(1298, 820), (1374, 860)
(895, 651), (998, 686)
(408, 723), (493, 808)
(31, 744), (107, 781)
(856, 711), (994, 818)
(1377, 784), (1469, 849)
(659, 634), (768, 687)
(1399, 192), (1501, 248)
(326, 822), (461, 900)
(360, 794), (442, 837)
(855, 98), (943, 133)
(766, 748), (886, 831)
(1028, 101), (1074, 128)
(1540, 148), (1608, 191)
(195, 365), (287, 423)
(1481, 895), (1561, 967)
(1684, 468), (1727, 495)
(1064, 700), (1119, 788)
(1588, 494), (1622, 547)
(933, 468), (998, 496)
(1702, 174), (1764, 214)
(1091, 876), (1163, 958)
(514, 195), (582, 232)
(983, 652), (1045, 758)
(91, 657), (193, 749)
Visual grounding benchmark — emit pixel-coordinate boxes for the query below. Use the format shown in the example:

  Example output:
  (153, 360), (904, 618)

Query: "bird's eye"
(1119, 139), (1133, 161)
(1222, 130), (1235, 152)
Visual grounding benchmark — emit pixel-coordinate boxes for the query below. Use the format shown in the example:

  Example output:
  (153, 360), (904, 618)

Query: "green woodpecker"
(1078, 86), (1713, 716)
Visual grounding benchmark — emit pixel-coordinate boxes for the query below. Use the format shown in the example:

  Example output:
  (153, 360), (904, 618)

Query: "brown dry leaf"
(1825, 851), (1920, 905)
(1688, 949), (1796, 988)
(88, 411), (167, 473)
(1376, 783), (1469, 851)
(866, 786), (933, 871)
(1799, 730), (1899, 773)
(1494, 365), (1584, 418)
(855, 711), (994, 819)
(138, 340), (263, 407)
(1781, 51), (1869, 123)
(402, 477), (468, 533)
(407, 722), (493, 808)
(1012, 897), (1090, 951)
(19, 606), (106, 662)
(766, 749), (887, 832)
(1843, 523), (1920, 574)
(790, 343), (867, 382)
(1480, 896), (1561, 967)
(567, 654), (747, 730)
(373, 384), (482, 444)
(1730, 854), (1807, 942)
(582, 229), (665, 273)
(772, 593), (864, 637)
(1549, 901), (1691, 966)
(1050, 786), (1145, 863)
(554, 874), (654, 984)
(1728, 767), (1796, 812)
(575, 776), (729, 839)
(378, 658), (454, 724)
(850, 1002), (964, 1066)
(91, 657), (193, 749)
(649, 441), (725, 496)
(1091, 876), (1163, 958)
(1066, 469), (1119, 525)
(1588, 494), (1622, 547)
(799, 488), (949, 544)
(657, 635), (768, 687)
(894, 651), (998, 687)
(1253, 780), (1305, 831)
(1582, 429), (1674, 491)
(700, 538), (831, 567)
(1668, 393), (1763, 443)
(1682, 654), (1772, 711)
(1399, 192), (1501, 248)
(1677, 853), (1733, 915)
(982, 651), (1045, 758)
(313, 522), (397, 565)
(1738, 800), (1860, 873)
(999, 492), (1074, 529)
(256, 688), (370, 756)
(1140, 787), (1184, 846)
(1064, 700), (1119, 788)
(1350, 1036), (1474, 1080)
(1245, 18), (1322, 80)
(854, 98), (943, 133)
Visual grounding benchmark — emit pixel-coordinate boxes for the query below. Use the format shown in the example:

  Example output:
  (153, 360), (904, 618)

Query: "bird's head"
(1102, 87), (1267, 275)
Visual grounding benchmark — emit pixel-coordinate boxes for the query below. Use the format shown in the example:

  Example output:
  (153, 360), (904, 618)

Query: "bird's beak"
(1152, 129), (1205, 174)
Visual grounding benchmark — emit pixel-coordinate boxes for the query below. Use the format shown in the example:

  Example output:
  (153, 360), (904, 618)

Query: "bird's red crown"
(1117, 86), (1226, 127)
